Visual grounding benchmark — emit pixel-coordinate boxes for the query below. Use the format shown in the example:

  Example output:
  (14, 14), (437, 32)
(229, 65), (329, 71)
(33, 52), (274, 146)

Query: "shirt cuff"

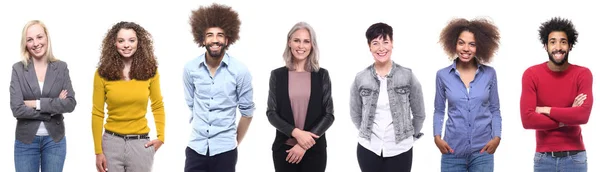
(36, 100), (41, 110)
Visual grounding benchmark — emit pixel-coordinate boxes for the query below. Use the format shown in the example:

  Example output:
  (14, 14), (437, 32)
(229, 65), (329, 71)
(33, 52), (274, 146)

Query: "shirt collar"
(449, 59), (484, 73)
(198, 52), (230, 68)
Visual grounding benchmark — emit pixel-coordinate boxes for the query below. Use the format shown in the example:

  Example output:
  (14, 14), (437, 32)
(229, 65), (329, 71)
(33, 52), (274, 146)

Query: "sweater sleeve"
(548, 68), (593, 125)
(91, 71), (106, 154)
(520, 69), (560, 130)
(150, 71), (166, 142)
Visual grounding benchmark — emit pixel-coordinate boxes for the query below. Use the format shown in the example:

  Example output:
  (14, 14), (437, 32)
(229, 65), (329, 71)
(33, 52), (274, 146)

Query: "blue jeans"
(534, 151), (587, 172)
(14, 136), (66, 172)
(441, 152), (494, 172)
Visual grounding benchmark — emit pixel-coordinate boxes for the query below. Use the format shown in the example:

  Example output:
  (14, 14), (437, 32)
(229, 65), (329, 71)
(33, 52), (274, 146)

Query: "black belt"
(105, 130), (149, 140)
(540, 150), (584, 157)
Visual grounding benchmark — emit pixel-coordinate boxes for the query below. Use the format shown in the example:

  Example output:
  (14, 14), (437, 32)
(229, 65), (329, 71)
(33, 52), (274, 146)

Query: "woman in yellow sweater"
(91, 21), (165, 172)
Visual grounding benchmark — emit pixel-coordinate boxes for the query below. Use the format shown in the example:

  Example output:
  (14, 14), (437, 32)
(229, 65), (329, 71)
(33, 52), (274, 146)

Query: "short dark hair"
(439, 18), (500, 63)
(365, 22), (393, 44)
(538, 17), (578, 48)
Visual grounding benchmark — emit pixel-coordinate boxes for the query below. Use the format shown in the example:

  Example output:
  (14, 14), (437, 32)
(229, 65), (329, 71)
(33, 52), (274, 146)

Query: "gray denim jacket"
(350, 62), (425, 143)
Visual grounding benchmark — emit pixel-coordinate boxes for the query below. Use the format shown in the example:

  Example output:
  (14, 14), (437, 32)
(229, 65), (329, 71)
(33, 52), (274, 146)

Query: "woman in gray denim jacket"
(350, 22), (426, 172)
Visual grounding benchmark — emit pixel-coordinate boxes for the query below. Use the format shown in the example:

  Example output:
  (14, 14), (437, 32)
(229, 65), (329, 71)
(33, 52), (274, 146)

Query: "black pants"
(184, 147), (238, 172)
(272, 144), (327, 172)
(357, 144), (413, 172)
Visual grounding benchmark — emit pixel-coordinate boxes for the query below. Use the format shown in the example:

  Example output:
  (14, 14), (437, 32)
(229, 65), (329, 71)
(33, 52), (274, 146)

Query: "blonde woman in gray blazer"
(10, 20), (76, 172)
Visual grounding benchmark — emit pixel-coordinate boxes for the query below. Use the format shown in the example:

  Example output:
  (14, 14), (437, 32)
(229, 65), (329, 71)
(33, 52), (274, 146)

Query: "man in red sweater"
(520, 17), (593, 172)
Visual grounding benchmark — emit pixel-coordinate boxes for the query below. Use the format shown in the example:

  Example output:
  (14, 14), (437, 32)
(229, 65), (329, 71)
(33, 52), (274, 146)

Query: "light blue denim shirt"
(183, 53), (255, 156)
(433, 61), (502, 157)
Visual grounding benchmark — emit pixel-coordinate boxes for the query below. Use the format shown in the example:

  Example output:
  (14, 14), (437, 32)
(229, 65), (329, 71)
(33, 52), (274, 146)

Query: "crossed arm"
(520, 69), (593, 130)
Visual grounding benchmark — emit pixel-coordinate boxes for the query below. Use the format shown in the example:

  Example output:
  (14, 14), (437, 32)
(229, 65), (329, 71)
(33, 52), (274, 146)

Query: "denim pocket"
(533, 152), (544, 163)
(570, 151), (587, 164)
(359, 88), (372, 96)
(394, 86), (410, 102)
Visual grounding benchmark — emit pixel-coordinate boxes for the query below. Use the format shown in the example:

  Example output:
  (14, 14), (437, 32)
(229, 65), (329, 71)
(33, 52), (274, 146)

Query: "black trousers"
(357, 144), (413, 172)
(272, 144), (327, 172)
(184, 147), (238, 172)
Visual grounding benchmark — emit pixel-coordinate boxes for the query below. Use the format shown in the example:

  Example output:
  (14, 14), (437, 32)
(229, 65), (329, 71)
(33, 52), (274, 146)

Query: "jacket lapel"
(42, 62), (58, 96)
(281, 70), (295, 126)
(24, 63), (41, 97)
(303, 71), (320, 130)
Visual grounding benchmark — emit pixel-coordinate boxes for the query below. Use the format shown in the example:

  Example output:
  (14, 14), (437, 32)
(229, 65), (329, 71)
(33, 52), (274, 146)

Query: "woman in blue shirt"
(433, 18), (502, 172)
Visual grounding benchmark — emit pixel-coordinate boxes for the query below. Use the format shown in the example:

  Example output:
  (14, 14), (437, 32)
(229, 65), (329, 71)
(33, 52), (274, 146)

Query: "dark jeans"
(357, 144), (413, 172)
(185, 147), (238, 172)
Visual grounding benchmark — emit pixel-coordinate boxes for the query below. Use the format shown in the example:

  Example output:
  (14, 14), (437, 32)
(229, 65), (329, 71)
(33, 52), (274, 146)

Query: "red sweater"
(520, 62), (593, 152)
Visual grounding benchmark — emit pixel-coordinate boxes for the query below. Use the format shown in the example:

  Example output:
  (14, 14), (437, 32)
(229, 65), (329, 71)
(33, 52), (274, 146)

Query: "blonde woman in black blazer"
(266, 22), (334, 172)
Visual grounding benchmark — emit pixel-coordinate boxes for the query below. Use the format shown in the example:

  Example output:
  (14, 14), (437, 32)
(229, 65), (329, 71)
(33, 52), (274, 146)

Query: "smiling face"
(25, 24), (48, 60)
(456, 31), (476, 63)
(288, 28), (312, 62)
(204, 27), (228, 59)
(115, 28), (138, 58)
(369, 35), (393, 64)
(545, 31), (570, 66)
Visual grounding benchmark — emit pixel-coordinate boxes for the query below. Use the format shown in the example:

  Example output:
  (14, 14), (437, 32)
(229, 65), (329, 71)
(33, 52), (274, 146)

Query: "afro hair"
(538, 17), (578, 48)
(190, 3), (241, 49)
(439, 18), (500, 64)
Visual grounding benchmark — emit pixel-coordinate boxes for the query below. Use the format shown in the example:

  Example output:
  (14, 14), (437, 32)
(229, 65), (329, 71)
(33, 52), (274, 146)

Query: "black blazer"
(266, 67), (334, 152)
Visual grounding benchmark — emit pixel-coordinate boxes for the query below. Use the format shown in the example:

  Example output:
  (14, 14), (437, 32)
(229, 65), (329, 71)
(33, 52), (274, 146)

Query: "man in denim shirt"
(183, 3), (255, 172)
(350, 22), (426, 172)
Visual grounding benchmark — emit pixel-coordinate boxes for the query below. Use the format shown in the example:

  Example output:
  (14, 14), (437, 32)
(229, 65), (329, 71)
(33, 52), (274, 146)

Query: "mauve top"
(286, 71), (311, 146)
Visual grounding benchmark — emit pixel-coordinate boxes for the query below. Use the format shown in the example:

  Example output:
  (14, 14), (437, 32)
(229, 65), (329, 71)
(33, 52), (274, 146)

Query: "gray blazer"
(10, 60), (76, 144)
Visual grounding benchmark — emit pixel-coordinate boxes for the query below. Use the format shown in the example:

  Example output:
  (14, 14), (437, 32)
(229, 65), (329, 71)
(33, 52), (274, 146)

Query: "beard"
(205, 42), (226, 59)
(547, 49), (569, 66)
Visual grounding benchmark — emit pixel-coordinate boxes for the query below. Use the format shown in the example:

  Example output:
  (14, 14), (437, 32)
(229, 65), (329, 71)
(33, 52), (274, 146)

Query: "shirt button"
(211, 97), (213, 100)
(206, 130), (209, 133)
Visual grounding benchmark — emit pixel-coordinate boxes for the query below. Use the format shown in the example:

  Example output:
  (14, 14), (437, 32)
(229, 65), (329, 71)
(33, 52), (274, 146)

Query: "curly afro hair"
(98, 21), (157, 81)
(538, 17), (578, 48)
(439, 18), (500, 64)
(190, 3), (241, 49)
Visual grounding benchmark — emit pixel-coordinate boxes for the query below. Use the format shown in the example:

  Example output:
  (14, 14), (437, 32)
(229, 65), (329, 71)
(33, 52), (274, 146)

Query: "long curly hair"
(98, 21), (157, 81)
(190, 3), (241, 49)
(439, 18), (500, 64)
(538, 17), (578, 48)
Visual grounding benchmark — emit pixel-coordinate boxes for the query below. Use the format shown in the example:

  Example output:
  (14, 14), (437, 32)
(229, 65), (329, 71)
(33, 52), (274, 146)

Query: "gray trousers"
(102, 133), (155, 172)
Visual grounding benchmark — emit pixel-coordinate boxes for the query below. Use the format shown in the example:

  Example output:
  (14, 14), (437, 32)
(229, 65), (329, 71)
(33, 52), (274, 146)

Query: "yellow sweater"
(91, 70), (165, 154)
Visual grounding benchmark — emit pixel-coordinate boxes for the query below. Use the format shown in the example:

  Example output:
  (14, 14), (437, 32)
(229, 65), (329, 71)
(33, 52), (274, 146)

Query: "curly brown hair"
(98, 21), (157, 81)
(190, 3), (241, 49)
(439, 18), (500, 63)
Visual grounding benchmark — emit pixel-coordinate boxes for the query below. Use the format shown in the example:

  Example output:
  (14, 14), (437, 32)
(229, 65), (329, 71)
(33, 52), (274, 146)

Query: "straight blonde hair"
(283, 22), (320, 72)
(20, 20), (58, 67)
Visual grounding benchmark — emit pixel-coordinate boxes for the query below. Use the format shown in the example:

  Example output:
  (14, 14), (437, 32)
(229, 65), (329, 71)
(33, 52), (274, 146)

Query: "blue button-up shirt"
(433, 61), (501, 157)
(183, 53), (255, 156)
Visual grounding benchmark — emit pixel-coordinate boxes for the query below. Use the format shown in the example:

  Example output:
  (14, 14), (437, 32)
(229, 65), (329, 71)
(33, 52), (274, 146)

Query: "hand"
(95, 153), (108, 172)
(59, 90), (68, 99)
(24, 100), (36, 108)
(572, 93), (587, 107)
(434, 136), (454, 154)
(286, 144), (306, 164)
(145, 139), (163, 152)
(291, 128), (319, 150)
(535, 106), (551, 115)
(480, 137), (501, 154)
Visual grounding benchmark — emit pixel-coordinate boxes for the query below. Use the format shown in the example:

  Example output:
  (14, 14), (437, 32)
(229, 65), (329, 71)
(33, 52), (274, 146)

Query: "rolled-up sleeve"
(237, 69), (255, 117)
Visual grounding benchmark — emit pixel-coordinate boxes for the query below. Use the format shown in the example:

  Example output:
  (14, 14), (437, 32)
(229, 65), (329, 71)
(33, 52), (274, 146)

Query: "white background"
(1, 0), (598, 171)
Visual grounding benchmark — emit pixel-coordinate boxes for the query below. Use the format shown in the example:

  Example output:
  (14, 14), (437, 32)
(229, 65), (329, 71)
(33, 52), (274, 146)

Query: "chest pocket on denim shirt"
(394, 85), (410, 103)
